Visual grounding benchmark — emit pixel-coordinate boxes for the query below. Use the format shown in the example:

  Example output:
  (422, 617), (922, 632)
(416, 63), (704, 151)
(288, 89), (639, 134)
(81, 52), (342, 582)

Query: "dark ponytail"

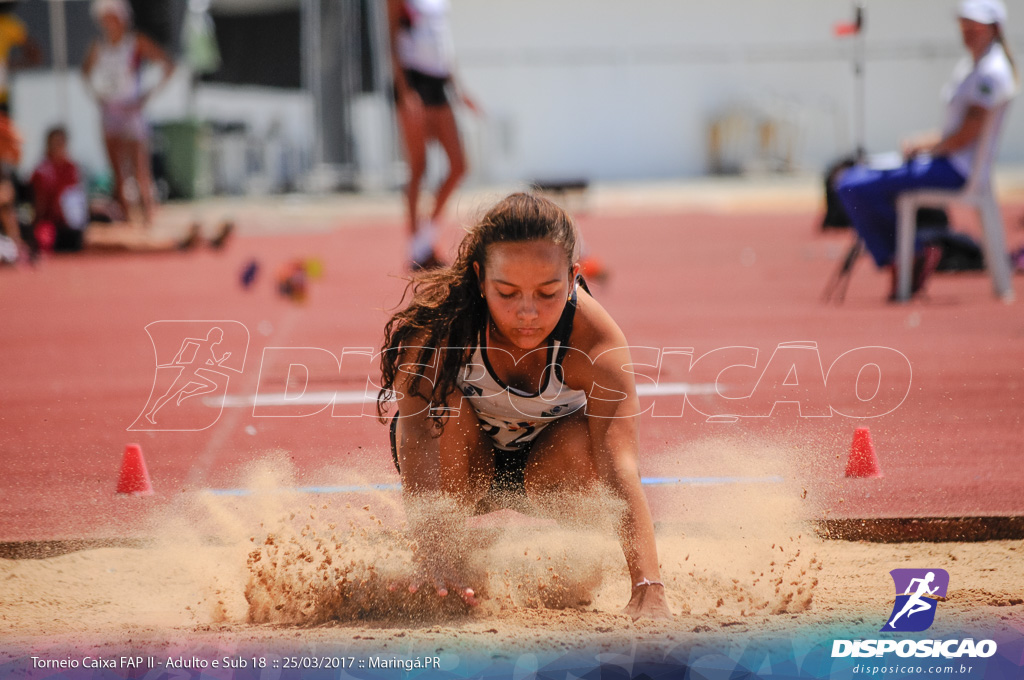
(995, 24), (1019, 85)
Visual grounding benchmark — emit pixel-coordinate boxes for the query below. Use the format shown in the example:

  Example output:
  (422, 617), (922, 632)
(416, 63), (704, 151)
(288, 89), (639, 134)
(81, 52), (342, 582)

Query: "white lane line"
(204, 475), (784, 496)
(209, 382), (721, 409)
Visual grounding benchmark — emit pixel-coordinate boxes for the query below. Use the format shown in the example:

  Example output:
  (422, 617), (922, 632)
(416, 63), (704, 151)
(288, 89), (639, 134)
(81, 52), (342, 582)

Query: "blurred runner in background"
(83, 0), (174, 227)
(388, 0), (479, 271)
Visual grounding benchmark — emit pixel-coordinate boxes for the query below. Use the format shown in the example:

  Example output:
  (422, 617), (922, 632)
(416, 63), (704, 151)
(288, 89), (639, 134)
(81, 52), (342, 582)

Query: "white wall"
(12, 0), (1024, 187)
(449, 0), (1024, 181)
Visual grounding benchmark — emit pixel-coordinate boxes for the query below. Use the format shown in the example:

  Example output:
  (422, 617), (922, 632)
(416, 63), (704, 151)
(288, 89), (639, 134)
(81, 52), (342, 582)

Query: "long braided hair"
(377, 192), (579, 429)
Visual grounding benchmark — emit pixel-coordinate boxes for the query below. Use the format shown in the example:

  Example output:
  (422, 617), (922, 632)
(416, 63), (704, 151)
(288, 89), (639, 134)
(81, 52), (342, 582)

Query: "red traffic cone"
(845, 427), (883, 478)
(116, 444), (154, 496)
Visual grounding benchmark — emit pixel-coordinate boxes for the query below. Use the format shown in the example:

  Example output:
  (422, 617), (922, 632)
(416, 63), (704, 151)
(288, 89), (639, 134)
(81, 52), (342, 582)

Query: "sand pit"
(1, 454), (1022, 667)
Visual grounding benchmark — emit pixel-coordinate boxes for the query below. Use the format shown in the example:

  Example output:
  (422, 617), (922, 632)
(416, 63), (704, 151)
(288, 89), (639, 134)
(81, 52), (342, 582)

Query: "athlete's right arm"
(135, 34), (176, 105)
(390, 342), (478, 605)
(386, 0), (413, 106)
(392, 343), (441, 493)
(81, 43), (99, 100)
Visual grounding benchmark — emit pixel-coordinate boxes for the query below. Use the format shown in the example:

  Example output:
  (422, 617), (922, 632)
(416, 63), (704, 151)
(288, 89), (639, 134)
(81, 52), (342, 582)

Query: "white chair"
(894, 101), (1014, 303)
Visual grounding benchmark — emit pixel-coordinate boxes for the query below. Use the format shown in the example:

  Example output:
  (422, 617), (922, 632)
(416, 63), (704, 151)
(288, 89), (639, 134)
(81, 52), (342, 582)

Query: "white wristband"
(634, 578), (665, 588)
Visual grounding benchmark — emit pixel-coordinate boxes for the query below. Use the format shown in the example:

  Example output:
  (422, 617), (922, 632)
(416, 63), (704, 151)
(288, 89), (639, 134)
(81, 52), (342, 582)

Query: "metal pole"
(301, 0), (324, 168)
(337, 0), (357, 178)
(367, 0), (398, 187)
(853, 1), (866, 160)
(47, 0), (70, 123)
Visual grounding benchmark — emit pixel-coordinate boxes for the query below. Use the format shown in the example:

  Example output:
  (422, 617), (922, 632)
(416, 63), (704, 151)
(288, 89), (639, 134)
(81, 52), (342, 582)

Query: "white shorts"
(101, 102), (148, 142)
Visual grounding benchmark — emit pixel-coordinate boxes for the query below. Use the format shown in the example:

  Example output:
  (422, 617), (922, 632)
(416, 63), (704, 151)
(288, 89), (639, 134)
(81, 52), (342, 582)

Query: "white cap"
(91, 0), (132, 24)
(958, 0), (1007, 25)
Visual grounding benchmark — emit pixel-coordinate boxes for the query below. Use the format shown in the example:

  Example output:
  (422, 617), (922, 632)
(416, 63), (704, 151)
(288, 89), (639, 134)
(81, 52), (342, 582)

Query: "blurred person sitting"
(23, 127), (232, 258)
(0, 99), (18, 165)
(837, 0), (1017, 301)
(83, 0), (174, 227)
(388, 0), (479, 271)
(31, 126), (88, 252)
(0, 52), (24, 265)
(0, 1), (24, 171)
(0, 170), (24, 264)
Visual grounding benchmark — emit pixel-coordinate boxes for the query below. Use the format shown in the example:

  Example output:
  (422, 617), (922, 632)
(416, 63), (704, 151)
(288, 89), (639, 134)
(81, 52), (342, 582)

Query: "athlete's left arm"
(931, 105), (988, 157)
(903, 105), (989, 160)
(136, 34), (176, 103)
(573, 309), (672, 620)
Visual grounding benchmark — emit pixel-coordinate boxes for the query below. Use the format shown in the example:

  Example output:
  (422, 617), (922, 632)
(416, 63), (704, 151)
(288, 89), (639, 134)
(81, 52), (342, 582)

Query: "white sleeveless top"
(91, 33), (141, 105)
(456, 284), (588, 452)
(942, 42), (1017, 178)
(396, 0), (455, 78)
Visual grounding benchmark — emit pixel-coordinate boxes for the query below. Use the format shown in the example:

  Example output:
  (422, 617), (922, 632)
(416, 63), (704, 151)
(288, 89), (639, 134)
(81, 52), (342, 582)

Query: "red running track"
(1, 203), (1022, 541)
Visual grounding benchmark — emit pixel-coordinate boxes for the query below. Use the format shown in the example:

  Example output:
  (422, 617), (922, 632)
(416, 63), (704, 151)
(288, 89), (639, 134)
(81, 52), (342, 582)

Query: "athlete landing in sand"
(377, 193), (672, 620)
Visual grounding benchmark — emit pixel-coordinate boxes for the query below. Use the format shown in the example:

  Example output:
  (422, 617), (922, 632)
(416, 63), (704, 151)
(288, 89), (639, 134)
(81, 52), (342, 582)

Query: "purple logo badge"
(882, 568), (949, 632)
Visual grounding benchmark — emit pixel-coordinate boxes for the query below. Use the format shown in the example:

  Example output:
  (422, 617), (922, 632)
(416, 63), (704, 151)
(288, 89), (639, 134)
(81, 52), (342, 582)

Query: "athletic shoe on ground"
(209, 221), (235, 250)
(409, 252), (445, 272)
(889, 244), (943, 301)
(912, 244), (943, 294)
(177, 223), (202, 251)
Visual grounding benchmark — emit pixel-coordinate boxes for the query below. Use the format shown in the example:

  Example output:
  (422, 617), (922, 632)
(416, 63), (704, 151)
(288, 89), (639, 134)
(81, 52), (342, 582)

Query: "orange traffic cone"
(116, 444), (154, 496)
(845, 427), (883, 478)
(579, 255), (610, 283)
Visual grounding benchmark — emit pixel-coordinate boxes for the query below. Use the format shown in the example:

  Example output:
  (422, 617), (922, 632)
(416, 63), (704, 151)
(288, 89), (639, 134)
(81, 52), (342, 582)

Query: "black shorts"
(394, 69), (451, 108)
(389, 413), (531, 509)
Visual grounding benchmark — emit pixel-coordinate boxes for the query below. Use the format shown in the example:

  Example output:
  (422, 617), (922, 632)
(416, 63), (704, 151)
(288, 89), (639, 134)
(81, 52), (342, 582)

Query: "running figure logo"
(130, 321), (249, 431)
(882, 568), (950, 632)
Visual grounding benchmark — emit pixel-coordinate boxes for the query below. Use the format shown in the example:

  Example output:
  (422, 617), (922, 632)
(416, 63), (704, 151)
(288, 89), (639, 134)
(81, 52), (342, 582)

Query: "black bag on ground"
(918, 228), (986, 272)
(822, 156), (858, 229)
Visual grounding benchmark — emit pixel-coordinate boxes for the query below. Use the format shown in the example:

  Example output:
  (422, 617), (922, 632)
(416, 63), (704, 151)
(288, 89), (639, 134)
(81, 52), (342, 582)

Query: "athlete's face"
(958, 18), (995, 56)
(100, 12), (126, 41)
(476, 240), (578, 351)
(47, 133), (68, 162)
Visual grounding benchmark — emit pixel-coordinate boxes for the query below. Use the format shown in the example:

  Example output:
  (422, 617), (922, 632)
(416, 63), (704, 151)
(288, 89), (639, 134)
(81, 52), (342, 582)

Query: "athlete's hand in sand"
(389, 503), (479, 607)
(389, 552), (479, 607)
(411, 553), (479, 607)
(623, 582), (673, 621)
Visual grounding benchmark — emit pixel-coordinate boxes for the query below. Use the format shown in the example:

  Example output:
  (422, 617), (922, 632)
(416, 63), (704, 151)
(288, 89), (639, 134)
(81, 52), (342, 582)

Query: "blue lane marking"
(204, 476), (784, 496)
(206, 483), (402, 496)
(642, 475), (784, 486)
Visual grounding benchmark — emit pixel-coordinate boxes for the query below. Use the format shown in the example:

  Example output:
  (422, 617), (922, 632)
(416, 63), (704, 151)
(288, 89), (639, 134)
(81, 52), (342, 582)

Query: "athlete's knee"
(524, 421), (596, 495)
(837, 167), (870, 200)
(525, 465), (595, 498)
(407, 155), (427, 181)
(448, 153), (467, 182)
